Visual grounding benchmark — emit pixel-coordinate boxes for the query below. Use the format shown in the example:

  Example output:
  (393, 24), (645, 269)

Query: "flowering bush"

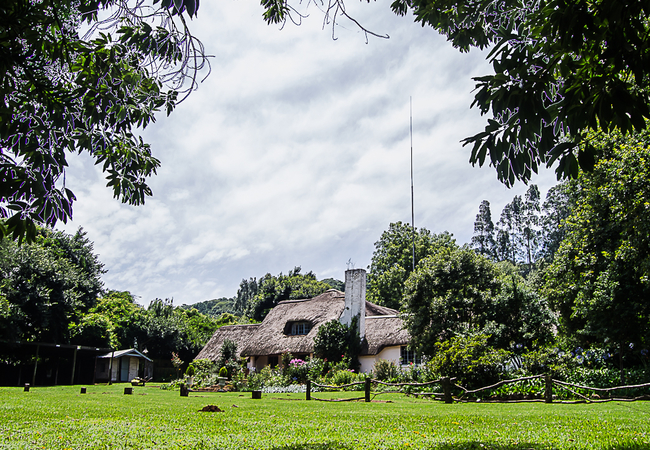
(285, 358), (309, 383)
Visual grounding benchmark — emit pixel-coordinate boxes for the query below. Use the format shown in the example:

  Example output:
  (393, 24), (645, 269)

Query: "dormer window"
(290, 322), (311, 335)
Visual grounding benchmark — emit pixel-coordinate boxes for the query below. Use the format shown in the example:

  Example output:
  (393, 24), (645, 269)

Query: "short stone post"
(544, 374), (553, 403)
(24, 383), (30, 392)
(80, 387), (87, 394)
(180, 383), (188, 397)
(306, 379), (311, 401)
(124, 387), (133, 395)
(441, 377), (453, 404)
(365, 377), (371, 403)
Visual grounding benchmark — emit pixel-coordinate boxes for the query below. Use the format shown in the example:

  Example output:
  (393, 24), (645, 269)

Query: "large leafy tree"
(485, 262), (555, 351)
(539, 180), (578, 261)
(387, 0), (650, 185)
(544, 130), (650, 355)
(402, 245), (500, 357)
(402, 246), (554, 357)
(245, 267), (331, 321)
(1, 0), (206, 242)
(367, 222), (456, 310)
(73, 291), (221, 358)
(81, 290), (145, 349)
(0, 226), (104, 343)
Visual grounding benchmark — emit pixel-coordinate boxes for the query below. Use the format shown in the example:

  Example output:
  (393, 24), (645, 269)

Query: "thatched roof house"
(196, 269), (414, 373)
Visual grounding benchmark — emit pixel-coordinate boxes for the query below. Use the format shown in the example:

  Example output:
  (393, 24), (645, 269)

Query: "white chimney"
(340, 268), (366, 339)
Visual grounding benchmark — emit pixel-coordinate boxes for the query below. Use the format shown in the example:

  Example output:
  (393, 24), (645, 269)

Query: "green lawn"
(1, 384), (648, 449)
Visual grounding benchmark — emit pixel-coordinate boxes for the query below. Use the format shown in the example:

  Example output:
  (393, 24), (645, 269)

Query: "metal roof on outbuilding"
(98, 348), (152, 362)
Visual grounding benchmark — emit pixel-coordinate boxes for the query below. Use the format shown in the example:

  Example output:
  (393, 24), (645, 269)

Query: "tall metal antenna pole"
(410, 97), (416, 272)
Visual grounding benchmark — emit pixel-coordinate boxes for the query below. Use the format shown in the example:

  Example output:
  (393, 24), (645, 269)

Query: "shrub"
(281, 351), (293, 373)
(314, 317), (361, 369)
(219, 366), (228, 378)
(314, 320), (349, 362)
(427, 334), (511, 389)
(217, 339), (238, 369)
(247, 366), (288, 390)
(373, 359), (400, 381)
(306, 357), (327, 381)
(330, 369), (358, 387)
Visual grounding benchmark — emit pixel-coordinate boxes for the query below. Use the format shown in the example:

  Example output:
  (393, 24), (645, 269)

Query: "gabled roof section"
(366, 302), (398, 316)
(195, 324), (261, 361)
(361, 316), (409, 356)
(98, 348), (153, 362)
(240, 289), (346, 356)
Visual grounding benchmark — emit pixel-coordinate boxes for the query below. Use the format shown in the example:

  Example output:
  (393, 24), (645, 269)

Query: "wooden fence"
(306, 375), (650, 404)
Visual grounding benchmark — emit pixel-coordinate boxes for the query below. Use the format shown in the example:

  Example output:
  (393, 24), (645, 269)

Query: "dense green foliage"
(367, 222), (456, 310)
(313, 317), (361, 368)
(2, 385), (650, 449)
(0, 225), (221, 366)
(215, 339), (240, 378)
(1, 0), (206, 242)
(402, 245), (555, 358)
(544, 130), (650, 358)
(79, 293), (221, 361)
(181, 298), (236, 317)
(427, 334), (511, 388)
(0, 227), (104, 343)
(238, 267), (332, 321)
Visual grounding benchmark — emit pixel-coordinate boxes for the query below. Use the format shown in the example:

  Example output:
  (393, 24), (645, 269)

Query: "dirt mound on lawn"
(198, 405), (223, 412)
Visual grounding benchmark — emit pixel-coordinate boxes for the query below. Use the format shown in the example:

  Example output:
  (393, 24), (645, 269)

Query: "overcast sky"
(58, 0), (558, 306)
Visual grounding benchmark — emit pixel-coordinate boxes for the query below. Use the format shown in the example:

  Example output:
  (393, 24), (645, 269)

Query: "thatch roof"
(366, 302), (398, 316)
(240, 289), (346, 356)
(194, 324), (260, 361)
(196, 288), (410, 361)
(361, 316), (410, 356)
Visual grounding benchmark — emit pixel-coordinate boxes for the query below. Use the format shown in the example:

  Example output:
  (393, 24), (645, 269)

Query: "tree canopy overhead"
(1, 0), (208, 242)
(389, 0), (650, 186)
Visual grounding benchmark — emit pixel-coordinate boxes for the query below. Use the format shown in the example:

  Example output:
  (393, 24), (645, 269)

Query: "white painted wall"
(128, 356), (139, 380)
(359, 346), (401, 373)
(111, 360), (119, 382)
(340, 269), (366, 339)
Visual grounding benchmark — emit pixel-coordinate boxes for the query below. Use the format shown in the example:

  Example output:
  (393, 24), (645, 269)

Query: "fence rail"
(305, 375), (650, 404)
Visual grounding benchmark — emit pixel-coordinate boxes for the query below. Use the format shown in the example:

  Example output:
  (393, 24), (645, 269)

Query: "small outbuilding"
(96, 349), (153, 383)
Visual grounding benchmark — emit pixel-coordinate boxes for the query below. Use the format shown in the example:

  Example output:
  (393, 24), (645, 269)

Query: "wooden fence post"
(24, 383), (30, 392)
(441, 377), (453, 404)
(306, 379), (311, 401)
(544, 374), (553, 403)
(365, 377), (371, 403)
(180, 383), (188, 397)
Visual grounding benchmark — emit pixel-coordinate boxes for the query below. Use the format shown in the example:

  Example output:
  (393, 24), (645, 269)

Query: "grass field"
(1, 384), (648, 449)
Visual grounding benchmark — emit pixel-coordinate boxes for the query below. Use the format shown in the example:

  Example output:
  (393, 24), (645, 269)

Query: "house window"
(291, 322), (311, 335)
(400, 346), (421, 365)
(268, 356), (279, 368)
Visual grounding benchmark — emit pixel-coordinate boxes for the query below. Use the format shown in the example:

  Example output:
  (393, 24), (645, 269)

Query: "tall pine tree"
(471, 200), (496, 259)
